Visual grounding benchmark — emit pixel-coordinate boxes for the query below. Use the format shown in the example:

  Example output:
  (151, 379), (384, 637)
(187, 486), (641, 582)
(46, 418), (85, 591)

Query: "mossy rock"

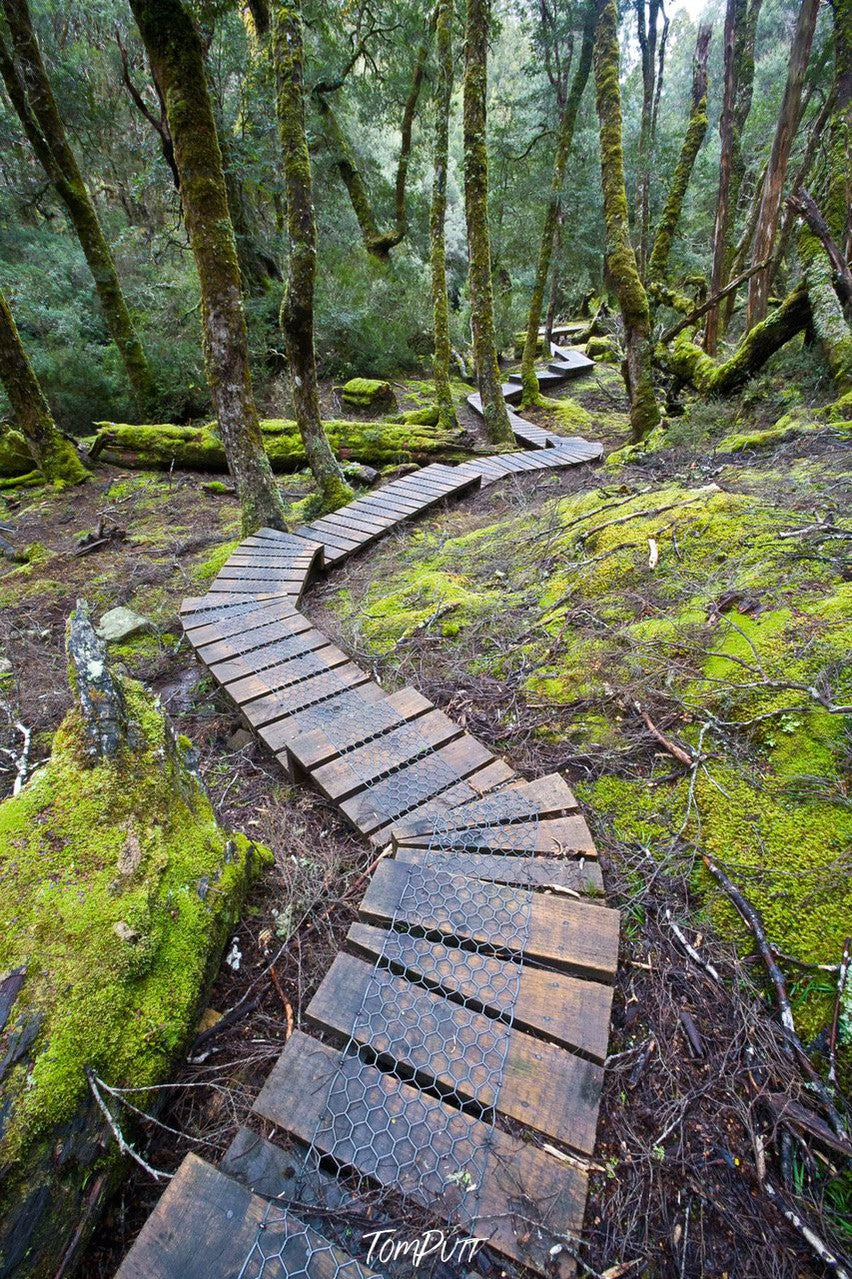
(0, 427), (33, 478)
(715, 410), (818, 454)
(585, 335), (619, 363)
(0, 676), (269, 1276)
(391, 405), (440, 427)
(340, 378), (397, 409)
(513, 332), (544, 359)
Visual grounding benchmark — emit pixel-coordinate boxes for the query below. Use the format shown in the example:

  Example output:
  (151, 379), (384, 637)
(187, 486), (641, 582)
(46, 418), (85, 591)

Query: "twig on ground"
(634, 702), (693, 767)
(827, 937), (851, 1089)
(761, 1180), (852, 1279)
(86, 1069), (172, 1181)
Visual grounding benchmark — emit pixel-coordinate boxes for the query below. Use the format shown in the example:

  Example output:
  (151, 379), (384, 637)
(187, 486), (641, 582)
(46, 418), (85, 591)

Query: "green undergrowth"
(331, 470), (852, 1040)
(0, 678), (270, 1171)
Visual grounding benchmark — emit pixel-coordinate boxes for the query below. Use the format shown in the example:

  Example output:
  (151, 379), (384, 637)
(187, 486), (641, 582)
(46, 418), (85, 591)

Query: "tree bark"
(130, 0), (287, 536)
(667, 284), (811, 395)
(519, 0), (595, 407)
(0, 0), (154, 409)
(430, 0), (459, 432)
(593, 0), (660, 442)
(635, 0), (668, 278)
(274, 0), (353, 512)
(704, 0), (762, 353)
(463, 0), (513, 444)
(647, 23), (711, 282)
(746, 0), (820, 329)
(788, 188), (852, 312)
(0, 289), (89, 485)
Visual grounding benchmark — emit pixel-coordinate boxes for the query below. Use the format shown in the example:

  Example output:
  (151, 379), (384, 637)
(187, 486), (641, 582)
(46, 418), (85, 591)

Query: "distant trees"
(130, 0), (287, 535)
(463, 0), (513, 445)
(0, 0), (154, 408)
(0, 288), (89, 485)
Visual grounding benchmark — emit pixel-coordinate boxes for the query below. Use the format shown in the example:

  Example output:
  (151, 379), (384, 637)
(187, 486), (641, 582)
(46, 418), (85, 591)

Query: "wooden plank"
(376, 759), (519, 847)
(338, 735), (497, 835)
(317, 507), (400, 536)
(181, 599), (291, 640)
(391, 773), (577, 841)
(395, 846), (604, 894)
(296, 523), (366, 552)
(115, 1154), (378, 1279)
(181, 592), (279, 623)
(213, 565), (311, 583)
(253, 1031), (583, 1279)
(346, 490), (424, 515)
(227, 643), (352, 707)
(260, 681), (388, 754)
(243, 664), (372, 730)
(221, 1126), (355, 1212)
(347, 921), (613, 1062)
(196, 612), (313, 665)
(208, 628), (328, 686)
(310, 708), (463, 803)
(395, 813), (598, 857)
(307, 953), (604, 1153)
(360, 859), (619, 981)
(286, 686), (434, 771)
(205, 578), (296, 596)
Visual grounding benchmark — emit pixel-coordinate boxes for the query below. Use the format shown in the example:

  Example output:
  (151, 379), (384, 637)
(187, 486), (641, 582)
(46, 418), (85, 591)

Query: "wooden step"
(394, 845), (604, 893)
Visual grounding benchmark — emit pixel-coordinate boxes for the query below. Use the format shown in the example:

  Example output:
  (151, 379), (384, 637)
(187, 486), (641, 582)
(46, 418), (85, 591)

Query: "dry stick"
(827, 937), (851, 1089)
(575, 489), (717, 543)
(762, 1179), (852, 1279)
(659, 260), (771, 343)
(635, 702), (693, 767)
(86, 1068), (171, 1181)
(665, 909), (722, 984)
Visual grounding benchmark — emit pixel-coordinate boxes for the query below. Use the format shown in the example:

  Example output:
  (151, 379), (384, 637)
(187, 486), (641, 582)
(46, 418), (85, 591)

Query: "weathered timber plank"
(243, 664), (372, 730)
(395, 813), (598, 857)
(285, 686), (434, 772)
(310, 708), (463, 803)
(394, 846), (604, 894)
(208, 629), (329, 686)
(227, 644), (352, 707)
(253, 1031), (582, 1279)
(391, 773), (578, 841)
(306, 953), (604, 1153)
(114, 1154), (378, 1279)
(260, 683), (390, 756)
(346, 921), (613, 1062)
(360, 859), (619, 981)
(193, 611), (310, 663)
(374, 760), (519, 847)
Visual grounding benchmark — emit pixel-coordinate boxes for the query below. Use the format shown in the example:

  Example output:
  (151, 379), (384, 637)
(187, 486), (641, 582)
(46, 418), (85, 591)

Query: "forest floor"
(1, 344), (850, 1278)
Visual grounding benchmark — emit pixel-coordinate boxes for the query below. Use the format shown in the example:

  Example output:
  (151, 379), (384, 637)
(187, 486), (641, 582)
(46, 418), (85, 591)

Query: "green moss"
(716, 410), (819, 453)
(585, 335), (619, 362)
(391, 405), (440, 426)
(191, 537), (241, 586)
(340, 378), (395, 407)
(0, 679), (270, 1171)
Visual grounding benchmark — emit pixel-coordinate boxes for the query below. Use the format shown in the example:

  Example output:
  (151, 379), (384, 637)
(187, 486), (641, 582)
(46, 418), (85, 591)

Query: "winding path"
(117, 345), (618, 1279)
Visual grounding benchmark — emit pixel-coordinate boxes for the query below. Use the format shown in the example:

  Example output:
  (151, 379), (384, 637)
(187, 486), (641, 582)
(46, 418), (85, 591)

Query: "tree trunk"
(746, 0), (820, 329)
(789, 188), (852, 312)
(430, 0), (459, 432)
(274, 1), (353, 512)
(463, 0), (513, 444)
(0, 0), (154, 409)
(647, 24), (711, 282)
(593, 0), (660, 442)
(130, 0), (286, 536)
(704, 0), (762, 353)
(668, 284), (810, 395)
(635, 0), (666, 278)
(796, 222), (852, 391)
(519, 0), (595, 407)
(0, 289), (89, 485)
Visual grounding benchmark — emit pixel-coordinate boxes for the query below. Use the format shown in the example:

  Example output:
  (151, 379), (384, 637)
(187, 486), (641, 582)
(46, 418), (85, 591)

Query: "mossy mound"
(585, 335), (619, 362)
(330, 480), (852, 1040)
(0, 677), (269, 1275)
(340, 377), (396, 408)
(89, 417), (466, 474)
(0, 426), (33, 478)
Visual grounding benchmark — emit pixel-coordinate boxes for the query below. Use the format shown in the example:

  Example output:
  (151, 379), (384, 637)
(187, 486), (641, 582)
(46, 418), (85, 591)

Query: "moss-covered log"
(130, 0), (287, 537)
(274, 0), (353, 512)
(0, 605), (267, 1278)
(797, 224), (852, 393)
(647, 24), (711, 282)
(593, 0), (661, 441)
(430, 0), (459, 432)
(0, 289), (89, 486)
(665, 283), (810, 395)
(88, 418), (467, 472)
(0, 0), (154, 409)
(519, 0), (595, 406)
(463, 0), (513, 444)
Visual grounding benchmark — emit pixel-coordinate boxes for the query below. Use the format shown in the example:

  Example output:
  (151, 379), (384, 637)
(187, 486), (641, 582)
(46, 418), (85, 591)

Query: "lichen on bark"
(593, 0), (660, 442)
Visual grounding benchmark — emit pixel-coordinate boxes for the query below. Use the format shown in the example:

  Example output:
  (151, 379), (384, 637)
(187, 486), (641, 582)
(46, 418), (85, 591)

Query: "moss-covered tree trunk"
(647, 24), (711, 283)
(274, 1), (353, 512)
(130, 0), (287, 536)
(635, 0), (668, 277)
(0, 0), (154, 410)
(746, 0), (820, 329)
(430, 0), (459, 432)
(593, 0), (660, 442)
(519, 0), (595, 407)
(0, 289), (89, 486)
(705, 0), (762, 353)
(463, 0), (513, 445)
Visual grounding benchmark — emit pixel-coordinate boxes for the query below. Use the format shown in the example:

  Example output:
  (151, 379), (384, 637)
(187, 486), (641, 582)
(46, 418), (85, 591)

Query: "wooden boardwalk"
(117, 366), (618, 1279)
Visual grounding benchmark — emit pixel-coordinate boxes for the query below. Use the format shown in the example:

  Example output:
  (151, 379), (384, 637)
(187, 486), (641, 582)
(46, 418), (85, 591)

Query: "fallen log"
(87, 417), (468, 474)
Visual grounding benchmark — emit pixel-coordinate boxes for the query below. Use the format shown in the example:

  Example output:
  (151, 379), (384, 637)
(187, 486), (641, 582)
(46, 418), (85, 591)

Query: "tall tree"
(0, 0), (154, 408)
(463, 0), (513, 444)
(593, 0), (660, 441)
(704, 0), (762, 353)
(746, 0), (821, 329)
(430, 0), (459, 432)
(635, 0), (669, 277)
(130, 0), (287, 536)
(274, 0), (353, 511)
(0, 289), (89, 486)
(647, 23), (711, 282)
(519, 0), (596, 407)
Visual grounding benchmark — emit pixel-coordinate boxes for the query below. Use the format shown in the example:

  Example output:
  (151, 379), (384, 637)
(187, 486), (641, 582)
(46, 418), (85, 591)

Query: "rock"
(67, 602), (128, 761)
(95, 606), (154, 643)
(341, 460), (379, 485)
(226, 728), (254, 752)
(0, 657), (12, 680)
(112, 921), (140, 945)
(585, 335), (619, 362)
(340, 377), (397, 409)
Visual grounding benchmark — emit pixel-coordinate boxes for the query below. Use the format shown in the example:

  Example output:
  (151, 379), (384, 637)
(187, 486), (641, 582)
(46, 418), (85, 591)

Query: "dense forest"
(0, 0), (850, 1276)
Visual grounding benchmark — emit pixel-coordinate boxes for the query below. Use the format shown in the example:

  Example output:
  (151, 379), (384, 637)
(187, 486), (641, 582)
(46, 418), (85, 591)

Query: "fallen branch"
(659, 259), (771, 344)
(827, 937), (851, 1089)
(86, 1068), (171, 1182)
(665, 909), (722, 984)
(762, 1179), (851, 1279)
(576, 489), (718, 543)
(634, 702), (693, 767)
